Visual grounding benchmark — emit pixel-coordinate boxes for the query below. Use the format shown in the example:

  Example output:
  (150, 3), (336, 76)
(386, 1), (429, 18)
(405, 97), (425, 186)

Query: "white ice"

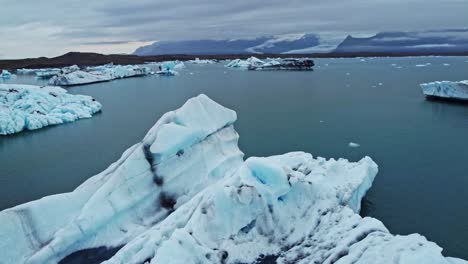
(49, 65), (152, 86)
(0, 84), (101, 135)
(1, 70), (15, 79)
(190, 58), (217, 64)
(420, 80), (468, 100)
(0, 95), (466, 264)
(225, 57), (266, 69)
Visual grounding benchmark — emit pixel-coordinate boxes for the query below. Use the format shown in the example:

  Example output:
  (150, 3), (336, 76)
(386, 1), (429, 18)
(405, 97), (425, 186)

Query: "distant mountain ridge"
(334, 30), (468, 54)
(134, 29), (468, 56)
(134, 34), (321, 55)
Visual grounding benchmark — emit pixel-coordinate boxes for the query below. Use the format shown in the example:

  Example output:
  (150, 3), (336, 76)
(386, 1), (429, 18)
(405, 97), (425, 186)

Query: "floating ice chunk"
(349, 142), (361, 148)
(0, 84), (101, 135)
(49, 70), (112, 86)
(1, 70), (15, 79)
(420, 80), (468, 101)
(190, 58), (217, 64)
(225, 57), (265, 69)
(443, 63), (451, 66)
(416, 63), (431, 67)
(0, 95), (466, 264)
(49, 65), (151, 86)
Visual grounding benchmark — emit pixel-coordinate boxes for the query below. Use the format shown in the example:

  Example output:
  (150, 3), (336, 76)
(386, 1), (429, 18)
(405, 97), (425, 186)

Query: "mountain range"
(134, 29), (468, 56)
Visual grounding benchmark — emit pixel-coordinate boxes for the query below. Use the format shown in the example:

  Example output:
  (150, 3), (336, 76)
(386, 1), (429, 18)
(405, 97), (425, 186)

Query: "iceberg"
(49, 70), (113, 86)
(225, 57), (314, 71)
(225, 57), (265, 69)
(49, 65), (151, 86)
(1, 69), (15, 79)
(156, 61), (179, 76)
(0, 84), (101, 135)
(189, 58), (217, 64)
(0, 95), (466, 264)
(35, 70), (60, 79)
(420, 80), (468, 101)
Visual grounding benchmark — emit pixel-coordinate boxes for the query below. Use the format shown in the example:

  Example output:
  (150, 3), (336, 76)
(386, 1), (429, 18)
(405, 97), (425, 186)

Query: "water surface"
(1, 57), (468, 258)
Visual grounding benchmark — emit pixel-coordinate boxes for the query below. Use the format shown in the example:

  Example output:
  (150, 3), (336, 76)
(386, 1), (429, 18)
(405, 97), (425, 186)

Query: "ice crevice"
(0, 94), (466, 264)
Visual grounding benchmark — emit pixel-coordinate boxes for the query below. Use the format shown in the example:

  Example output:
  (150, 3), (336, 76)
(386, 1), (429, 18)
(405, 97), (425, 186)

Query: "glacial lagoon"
(1, 56), (468, 258)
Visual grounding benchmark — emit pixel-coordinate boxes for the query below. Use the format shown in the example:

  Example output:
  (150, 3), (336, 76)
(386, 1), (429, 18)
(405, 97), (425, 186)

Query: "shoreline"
(1, 51), (467, 70)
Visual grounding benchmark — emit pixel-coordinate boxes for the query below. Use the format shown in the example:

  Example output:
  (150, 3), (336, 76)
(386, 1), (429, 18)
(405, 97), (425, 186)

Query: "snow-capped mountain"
(133, 34), (321, 55)
(133, 29), (468, 56)
(334, 29), (468, 54)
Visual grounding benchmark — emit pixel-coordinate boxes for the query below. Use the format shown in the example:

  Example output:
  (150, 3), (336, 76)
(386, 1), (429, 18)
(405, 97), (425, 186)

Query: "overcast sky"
(1, 0), (467, 59)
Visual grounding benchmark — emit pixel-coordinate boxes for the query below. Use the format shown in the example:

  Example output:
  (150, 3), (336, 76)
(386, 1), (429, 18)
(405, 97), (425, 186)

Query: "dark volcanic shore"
(1, 51), (468, 70)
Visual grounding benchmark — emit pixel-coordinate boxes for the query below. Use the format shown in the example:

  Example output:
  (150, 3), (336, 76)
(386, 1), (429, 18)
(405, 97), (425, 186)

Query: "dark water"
(1, 57), (468, 258)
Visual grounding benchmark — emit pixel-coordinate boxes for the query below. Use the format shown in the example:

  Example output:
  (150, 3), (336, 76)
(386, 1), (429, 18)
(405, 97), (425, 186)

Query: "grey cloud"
(1, 0), (468, 58)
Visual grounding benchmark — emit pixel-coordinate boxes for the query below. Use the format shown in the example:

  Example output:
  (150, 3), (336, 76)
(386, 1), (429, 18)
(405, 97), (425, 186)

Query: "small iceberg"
(420, 80), (468, 101)
(225, 56), (265, 69)
(156, 61), (179, 76)
(189, 58), (217, 64)
(0, 95), (466, 264)
(1, 70), (15, 79)
(35, 69), (61, 79)
(0, 84), (101, 135)
(415, 63), (431, 67)
(248, 58), (314, 71)
(349, 142), (361, 148)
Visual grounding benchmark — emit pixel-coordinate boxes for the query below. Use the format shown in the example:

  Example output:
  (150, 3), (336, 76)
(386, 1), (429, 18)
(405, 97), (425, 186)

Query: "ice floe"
(49, 64), (152, 86)
(0, 84), (101, 135)
(226, 57), (314, 71)
(189, 58), (217, 64)
(415, 63), (431, 67)
(349, 142), (361, 148)
(0, 95), (466, 264)
(420, 80), (468, 101)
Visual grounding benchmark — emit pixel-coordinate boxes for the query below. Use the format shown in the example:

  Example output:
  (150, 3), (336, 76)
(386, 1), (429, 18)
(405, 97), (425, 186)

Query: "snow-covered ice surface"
(0, 95), (466, 264)
(420, 80), (468, 101)
(0, 84), (101, 135)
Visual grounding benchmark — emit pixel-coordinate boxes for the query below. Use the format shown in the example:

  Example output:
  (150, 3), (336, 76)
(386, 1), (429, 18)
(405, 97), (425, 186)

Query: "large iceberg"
(0, 95), (465, 264)
(0, 84), (101, 135)
(420, 80), (468, 101)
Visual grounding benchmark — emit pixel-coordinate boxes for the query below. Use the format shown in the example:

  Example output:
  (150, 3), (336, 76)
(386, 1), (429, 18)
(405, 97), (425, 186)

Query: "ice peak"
(145, 94), (237, 163)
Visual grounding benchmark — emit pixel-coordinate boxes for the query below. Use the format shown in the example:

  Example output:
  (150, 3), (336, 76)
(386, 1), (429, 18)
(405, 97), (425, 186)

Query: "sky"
(1, 0), (467, 59)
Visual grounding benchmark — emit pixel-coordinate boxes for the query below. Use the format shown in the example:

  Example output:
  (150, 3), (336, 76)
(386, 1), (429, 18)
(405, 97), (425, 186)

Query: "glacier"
(0, 84), (101, 135)
(49, 65), (152, 86)
(420, 80), (468, 101)
(0, 95), (466, 264)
